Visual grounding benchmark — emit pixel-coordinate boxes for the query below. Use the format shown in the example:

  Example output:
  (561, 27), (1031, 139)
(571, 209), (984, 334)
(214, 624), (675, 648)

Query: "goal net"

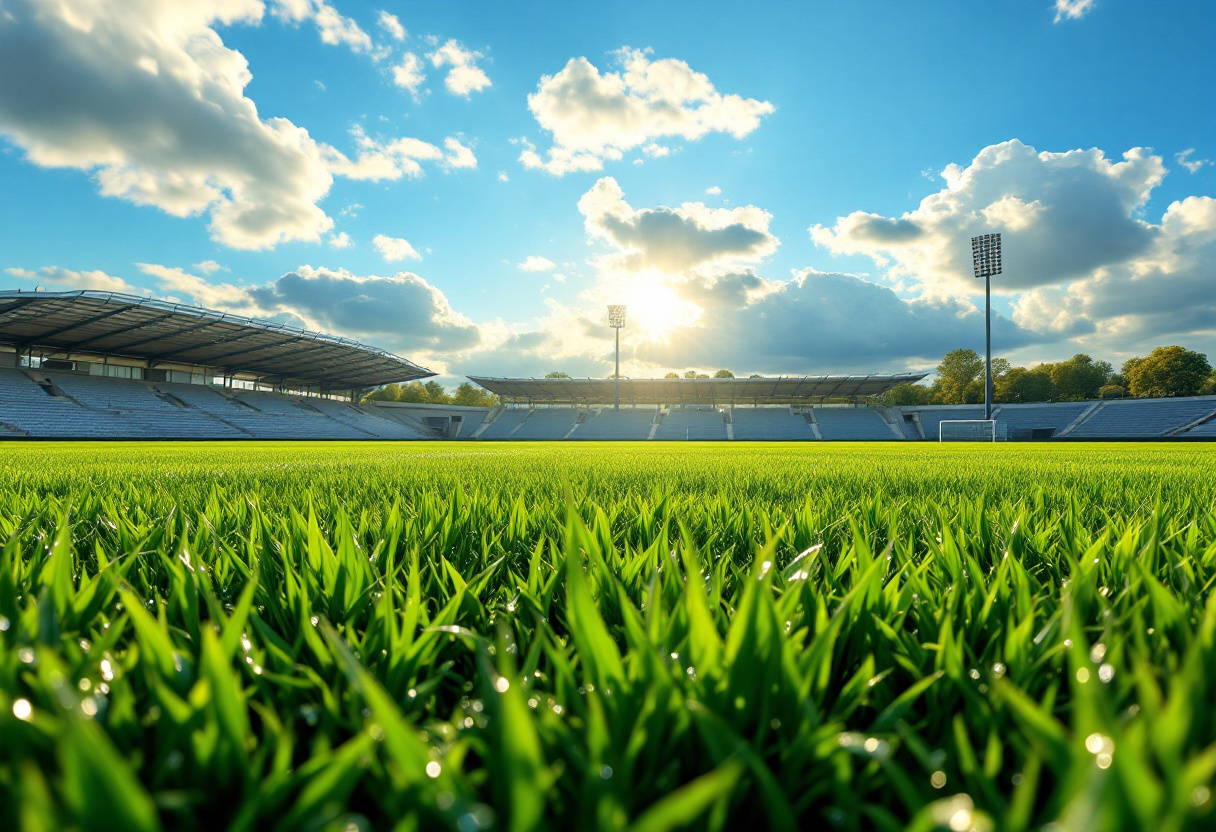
(939, 419), (997, 442)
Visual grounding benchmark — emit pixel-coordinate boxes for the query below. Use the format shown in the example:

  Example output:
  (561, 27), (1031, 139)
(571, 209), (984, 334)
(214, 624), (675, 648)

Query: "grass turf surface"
(1, 441), (1214, 832)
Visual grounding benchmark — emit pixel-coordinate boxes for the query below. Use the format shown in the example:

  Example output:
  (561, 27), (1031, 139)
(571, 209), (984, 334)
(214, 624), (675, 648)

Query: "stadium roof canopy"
(469, 373), (930, 405)
(0, 290), (432, 388)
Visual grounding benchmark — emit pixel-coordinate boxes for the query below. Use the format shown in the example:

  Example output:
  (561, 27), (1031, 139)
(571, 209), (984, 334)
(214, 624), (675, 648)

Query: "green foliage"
(544, 372), (571, 379)
(883, 383), (936, 407)
(933, 349), (984, 403)
(1099, 385), (1126, 400)
(1124, 347), (1212, 398)
(1048, 354), (1113, 401)
(713, 370), (734, 379)
(664, 373), (680, 379)
(1, 442), (1216, 831)
(996, 367), (1054, 403)
(451, 382), (497, 408)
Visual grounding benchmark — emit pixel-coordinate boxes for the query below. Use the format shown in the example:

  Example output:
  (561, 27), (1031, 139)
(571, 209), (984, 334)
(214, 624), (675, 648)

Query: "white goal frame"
(939, 419), (997, 442)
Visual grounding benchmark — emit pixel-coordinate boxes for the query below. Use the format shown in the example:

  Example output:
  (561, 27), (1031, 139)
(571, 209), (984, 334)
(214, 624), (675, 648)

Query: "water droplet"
(1098, 663), (1114, 683)
(1193, 786), (1211, 806)
(425, 761), (442, 778)
(931, 771), (947, 789)
(12, 699), (32, 720)
(968, 669), (980, 681)
(494, 676), (509, 693)
(1075, 667), (1090, 684)
(18, 647), (35, 664)
(600, 765), (613, 779)
(1089, 643), (1106, 663)
(0, 616), (9, 631)
(992, 663), (1006, 678)
(80, 697), (98, 717)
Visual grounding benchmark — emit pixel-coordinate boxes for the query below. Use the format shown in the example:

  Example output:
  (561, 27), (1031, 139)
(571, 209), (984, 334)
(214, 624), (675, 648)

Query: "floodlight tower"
(970, 233), (1002, 421)
(607, 304), (626, 410)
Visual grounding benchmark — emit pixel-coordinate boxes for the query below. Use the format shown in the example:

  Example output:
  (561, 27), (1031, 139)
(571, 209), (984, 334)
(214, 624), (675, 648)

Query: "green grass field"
(1, 441), (1214, 832)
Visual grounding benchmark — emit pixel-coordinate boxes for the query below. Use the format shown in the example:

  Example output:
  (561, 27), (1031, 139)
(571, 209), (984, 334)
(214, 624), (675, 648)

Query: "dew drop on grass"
(1075, 667), (1090, 684)
(12, 699), (32, 720)
(425, 761), (441, 778)
(1089, 643), (1106, 663)
(494, 676), (509, 693)
(1098, 663), (1114, 683)
(931, 771), (947, 789)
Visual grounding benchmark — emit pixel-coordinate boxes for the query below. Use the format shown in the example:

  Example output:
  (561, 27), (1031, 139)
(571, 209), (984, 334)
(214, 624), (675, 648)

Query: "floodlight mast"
(607, 305), (626, 410)
(970, 234), (1002, 421)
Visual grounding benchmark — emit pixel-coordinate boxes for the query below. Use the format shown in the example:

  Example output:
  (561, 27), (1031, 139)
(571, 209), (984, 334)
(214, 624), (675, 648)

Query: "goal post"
(939, 419), (997, 442)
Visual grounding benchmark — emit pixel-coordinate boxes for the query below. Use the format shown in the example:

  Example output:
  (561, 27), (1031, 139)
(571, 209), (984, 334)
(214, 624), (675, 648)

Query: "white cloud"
(520, 47), (774, 175)
(427, 40), (491, 96)
(193, 259), (227, 274)
(641, 143), (670, 158)
(376, 11), (406, 41)
(443, 137), (477, 170)
(579, 176), (778, 274)
(137, 262), (257, 310)
(518, 256), (556, 272)
(1053, 0), (1097, 23)
(809, 139), (1216, 360)
(705, 186), (721, 195)
(497, 171), (509, 182)
(810, 140), (1165, 295)
(5, 266), (140, 294)
(340, 203), (362, 217)
(1176, 148), (1212, 174)
(392, 53), (426, 95)
(327, 231), (352, 248)
(270, 0), (373, 54)
(0, 0), (470, 251)
(373, 234), (422, 262)
(324, 125), (472, 180)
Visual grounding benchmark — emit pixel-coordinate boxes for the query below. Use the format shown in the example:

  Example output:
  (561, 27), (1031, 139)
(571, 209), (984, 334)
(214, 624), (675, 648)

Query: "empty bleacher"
(0, 368), (430, 439)
(995, 403), (1090, 439)
(479, 408), (532, 439)
(654, 408), (728, 440)
(910, 408), (987, 441)
(1068, 397), (1216, 438)
(573, 408), (656, 440)
(511, 409), (579, 439)
(730, 408), (813, 441)
(812, 407), (897, 441)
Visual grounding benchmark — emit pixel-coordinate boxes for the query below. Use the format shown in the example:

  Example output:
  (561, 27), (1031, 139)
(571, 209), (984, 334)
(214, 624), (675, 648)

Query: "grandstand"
(0, 290), (437, 439)
(3, 289), (1215, 441)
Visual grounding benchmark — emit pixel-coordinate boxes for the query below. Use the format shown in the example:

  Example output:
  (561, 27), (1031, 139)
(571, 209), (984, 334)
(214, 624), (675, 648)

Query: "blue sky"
(1, 0), (1214, 382)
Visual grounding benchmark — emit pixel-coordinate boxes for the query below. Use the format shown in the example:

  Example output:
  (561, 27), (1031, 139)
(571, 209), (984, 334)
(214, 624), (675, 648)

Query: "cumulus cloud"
(579, 177), (777, 273)
(248, 266), (481, 353)
(270, 0), (373, 54)
(0, 1), (469, 251)
(1053, 0), (1096, 23)
(518, 256), (556, 272)
(809, 139), (1216, 359)
(376, 11), (406, 41)
(428, 40), (491, 96)
(810, 140), (1165, 294)
(1176, 148), (1212, 174)
(327, 231), (352, 248)
(193, 260), (227, 274)
(520, 48), (774, 175)
(635, 269), (1038, 372)
(705, 186), (721, 195)
(6, 266), (140, 294)
(391, 53), (426, 95)
(373, 234), (422, 262)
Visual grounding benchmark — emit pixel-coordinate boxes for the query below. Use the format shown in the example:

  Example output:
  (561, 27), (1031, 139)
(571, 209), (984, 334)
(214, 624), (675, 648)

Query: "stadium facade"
(2, 289), (1215, 441)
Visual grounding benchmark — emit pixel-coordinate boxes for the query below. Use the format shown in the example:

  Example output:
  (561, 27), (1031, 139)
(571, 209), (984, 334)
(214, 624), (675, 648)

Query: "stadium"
(4, 3), (1216, 831)
(5, 289), (1216, 442)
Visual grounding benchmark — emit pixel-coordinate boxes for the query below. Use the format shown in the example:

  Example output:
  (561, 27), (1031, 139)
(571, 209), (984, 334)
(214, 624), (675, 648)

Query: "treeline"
(885, 345), (1216, 406)
(362, 380), (497, 407)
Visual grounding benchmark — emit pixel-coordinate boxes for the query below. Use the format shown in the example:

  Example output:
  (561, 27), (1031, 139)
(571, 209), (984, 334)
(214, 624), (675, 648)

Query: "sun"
(615, 278), (701, 341)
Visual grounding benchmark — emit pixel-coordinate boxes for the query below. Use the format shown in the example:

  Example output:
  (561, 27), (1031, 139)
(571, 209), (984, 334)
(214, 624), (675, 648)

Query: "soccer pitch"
(1, 442), (1214, 831)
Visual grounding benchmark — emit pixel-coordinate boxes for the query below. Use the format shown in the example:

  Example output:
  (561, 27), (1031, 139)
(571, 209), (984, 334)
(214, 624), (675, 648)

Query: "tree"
(932, 349), (984, 404)
(883, 383), (936, 406)
(1123, 346), (1212, 398)
(423, 381), (450, 404)
(996, 367), (1054, 403)
(1202, 370), (1216, 397)
(452, 382), (497, 407)
(544, 371), (570, 378)
(748, 374), (762, 379)
(397, 381), (429, 403)
(362, 383), (401, 403)
(683, 370), (698, 379)
(713, 369), (734, 378)
(663, 372), (680, 378)
(1098, 385), (1126, 399)
(1049, 354), (1111, 401)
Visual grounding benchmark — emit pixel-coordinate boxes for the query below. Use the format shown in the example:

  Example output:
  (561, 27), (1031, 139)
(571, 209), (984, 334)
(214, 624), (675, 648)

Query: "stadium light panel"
(608, 305), (626, 328)
(971, 233), (1002, 278)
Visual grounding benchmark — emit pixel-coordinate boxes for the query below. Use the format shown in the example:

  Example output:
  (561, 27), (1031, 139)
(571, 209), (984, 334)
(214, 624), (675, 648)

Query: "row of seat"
(0, 369), (431, 439)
